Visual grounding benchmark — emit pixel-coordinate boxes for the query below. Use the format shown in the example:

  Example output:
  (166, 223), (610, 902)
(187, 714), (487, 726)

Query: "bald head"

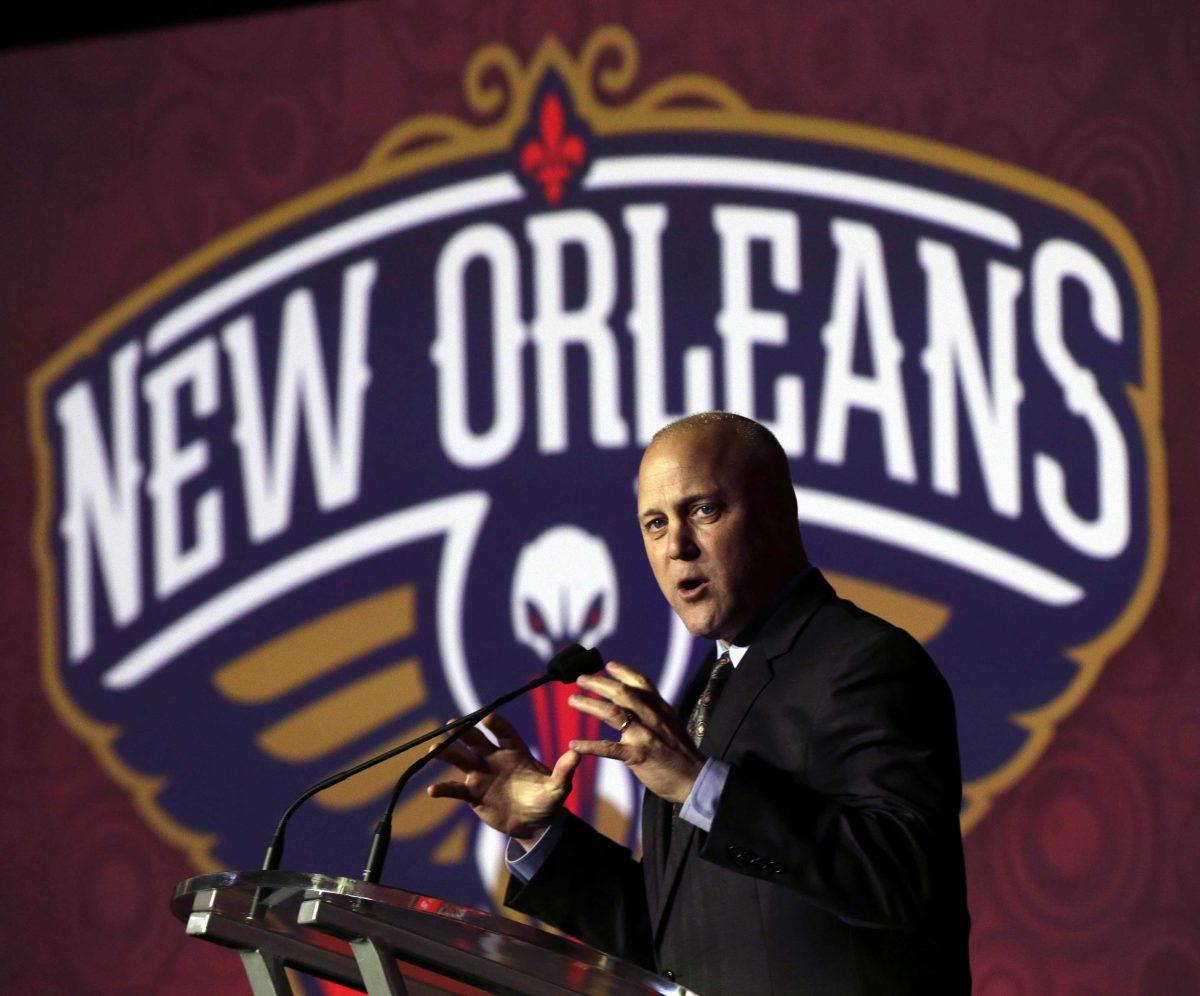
(637, 413), (806, 641)
(648, 412), (799, 526)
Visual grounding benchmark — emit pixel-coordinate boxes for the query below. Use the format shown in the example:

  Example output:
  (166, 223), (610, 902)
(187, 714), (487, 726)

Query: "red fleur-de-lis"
(520, 92), (586, 205)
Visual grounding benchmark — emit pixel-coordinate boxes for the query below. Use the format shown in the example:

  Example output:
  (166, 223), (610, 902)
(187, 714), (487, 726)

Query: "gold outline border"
(27, 25), (1167, 867)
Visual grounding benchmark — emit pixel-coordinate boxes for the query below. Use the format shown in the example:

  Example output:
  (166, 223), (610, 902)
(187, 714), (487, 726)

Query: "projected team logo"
(29, 26), (1165, 908)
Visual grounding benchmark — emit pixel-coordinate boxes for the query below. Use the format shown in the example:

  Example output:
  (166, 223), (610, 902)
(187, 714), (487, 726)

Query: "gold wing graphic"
(213, 584), (468, 866)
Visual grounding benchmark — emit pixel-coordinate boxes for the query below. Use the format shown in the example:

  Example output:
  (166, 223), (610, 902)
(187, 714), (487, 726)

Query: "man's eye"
(695, 504), (717, 516)
(645, 518), (666, 532)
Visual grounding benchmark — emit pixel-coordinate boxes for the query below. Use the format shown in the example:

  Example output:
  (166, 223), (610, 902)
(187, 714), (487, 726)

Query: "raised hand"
(569, 662), (705, 805)
(426, 712), (581, 850)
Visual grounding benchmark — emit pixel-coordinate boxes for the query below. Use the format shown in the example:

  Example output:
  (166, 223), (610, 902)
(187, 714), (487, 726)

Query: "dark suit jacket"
(506, 570), (971, 994)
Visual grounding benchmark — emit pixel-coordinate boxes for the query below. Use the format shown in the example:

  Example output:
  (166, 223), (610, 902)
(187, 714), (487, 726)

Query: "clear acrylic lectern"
(171, 870), (692, 995)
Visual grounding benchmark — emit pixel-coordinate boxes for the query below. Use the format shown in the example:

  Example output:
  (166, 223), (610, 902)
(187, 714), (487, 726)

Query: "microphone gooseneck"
(260, 713), (478, 873)
(360, 643), (604, 884)
(258, 644), (604, 878)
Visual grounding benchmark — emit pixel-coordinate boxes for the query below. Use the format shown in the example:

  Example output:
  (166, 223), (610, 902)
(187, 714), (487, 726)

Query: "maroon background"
(2, 2), (1197, 992)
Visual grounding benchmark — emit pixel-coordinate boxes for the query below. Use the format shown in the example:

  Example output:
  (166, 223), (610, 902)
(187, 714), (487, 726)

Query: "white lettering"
(713, 205), (804, 456)
(432, 224), (527, 468)
(919, 240), (1024, 517)
(527, 210), (629, 453)
(223, 258), (376, 542)
(1032, 239), (1129, 557)
(56, 342), (143, 661)
(143, 338), (223, 599)
(624, 204), (713, 441)
(815, 219), (916, 482)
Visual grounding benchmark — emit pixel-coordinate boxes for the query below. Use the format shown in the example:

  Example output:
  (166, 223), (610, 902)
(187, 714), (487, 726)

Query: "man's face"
(637, 429), (784, 644)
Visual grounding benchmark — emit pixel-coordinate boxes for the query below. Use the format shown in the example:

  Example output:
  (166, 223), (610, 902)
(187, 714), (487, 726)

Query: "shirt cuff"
(678, 757), (731, 833)
(505, 808), (568, 883)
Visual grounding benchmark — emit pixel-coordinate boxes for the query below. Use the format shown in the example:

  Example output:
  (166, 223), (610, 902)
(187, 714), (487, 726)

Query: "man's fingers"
(569, 738), (631, 761)
(574, 673), (620, 698)
(426, 780), (475, 802)
(458, 725), (497, 756)
(550, 748), (582, 789)
(482, 712), (526, 749)
(605, 660), (654, 691)
(435, 743), (483, 772)
(567, 693), (628, 730)
(576, 674), (655, 725)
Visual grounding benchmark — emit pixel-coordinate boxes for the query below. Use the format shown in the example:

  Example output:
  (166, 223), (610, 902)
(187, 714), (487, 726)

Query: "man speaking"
(429, 413), (971, 994)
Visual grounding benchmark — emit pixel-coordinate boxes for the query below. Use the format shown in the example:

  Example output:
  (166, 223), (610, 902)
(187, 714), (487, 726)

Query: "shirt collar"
(719, 642), (751, 668)
(716, 565), (815, 669)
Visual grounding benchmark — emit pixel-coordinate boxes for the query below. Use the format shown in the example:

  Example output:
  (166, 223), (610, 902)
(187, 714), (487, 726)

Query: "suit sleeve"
(700, 628), (963, 930)
(503, 808), (657, 970)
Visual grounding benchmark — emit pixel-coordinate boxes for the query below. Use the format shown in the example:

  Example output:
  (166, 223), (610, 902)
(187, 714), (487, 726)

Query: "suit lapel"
(699, 643), (773, 762)
(703, 571), (836, 764)
(650, 570), (835, 945)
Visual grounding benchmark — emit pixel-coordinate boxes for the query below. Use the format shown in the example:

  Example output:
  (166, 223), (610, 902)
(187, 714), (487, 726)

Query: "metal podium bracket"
(174, 872), (693, 995)
(298, 896), (577, 996)
(238, 948), (292, 996)
(186, 910), (363, 994)
(349, 936), (409, 996)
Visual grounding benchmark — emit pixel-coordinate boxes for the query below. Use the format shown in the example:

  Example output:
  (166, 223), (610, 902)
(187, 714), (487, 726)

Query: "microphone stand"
(254, 642), (601, 908)
(362, 643), (604, 884)
(260, 688), (541, 875)
(360, 673), (552, 883)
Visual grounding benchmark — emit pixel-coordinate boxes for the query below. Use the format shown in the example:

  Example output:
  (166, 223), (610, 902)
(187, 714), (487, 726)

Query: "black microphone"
(360, 643), (603, 884)
(258, 643), (603, 877)
(547, 643), (604, 682)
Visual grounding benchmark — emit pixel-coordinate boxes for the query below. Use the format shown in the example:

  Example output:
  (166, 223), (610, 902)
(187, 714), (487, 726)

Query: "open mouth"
(677, 578), (709, 600)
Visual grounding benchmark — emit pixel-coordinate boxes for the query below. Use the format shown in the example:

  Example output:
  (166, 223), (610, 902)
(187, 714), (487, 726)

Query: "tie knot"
(709, 652), (733, 687)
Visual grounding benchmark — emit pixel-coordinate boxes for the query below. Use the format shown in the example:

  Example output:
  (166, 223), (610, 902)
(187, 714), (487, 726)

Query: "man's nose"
(667, 522), (698, 560)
